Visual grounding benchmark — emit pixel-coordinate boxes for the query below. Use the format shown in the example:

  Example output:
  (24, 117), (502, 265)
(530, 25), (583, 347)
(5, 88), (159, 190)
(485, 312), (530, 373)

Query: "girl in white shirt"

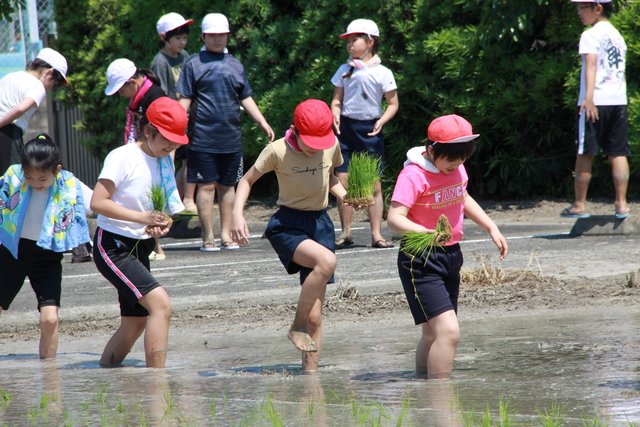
(330, 19), (399, 249)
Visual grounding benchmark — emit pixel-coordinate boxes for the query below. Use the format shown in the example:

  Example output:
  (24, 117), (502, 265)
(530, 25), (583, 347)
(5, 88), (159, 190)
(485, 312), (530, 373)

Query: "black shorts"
(397, 244), (463, 325)
(575, 105), (630, 156)
(265, 206), (336, 285)
(334, 115), (385, 174)
(0, 123), (23, 174)
(0, 239), (63, 311)
(187, 150), (244, 186)
(93, 228), (160, 317)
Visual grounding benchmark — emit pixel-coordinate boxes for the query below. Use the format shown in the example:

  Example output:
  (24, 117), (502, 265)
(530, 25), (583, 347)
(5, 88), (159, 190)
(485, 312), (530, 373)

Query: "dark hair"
(158, 24), (190, 49)
(581, 2), (614, 18)
(28, 59), (65, 87)
(21, 134), (63, 172)
(136, 122), (160, 142)
(427, 139), (477, 162)
(131, 68), (162, 87)
(342, 34), (380, 79)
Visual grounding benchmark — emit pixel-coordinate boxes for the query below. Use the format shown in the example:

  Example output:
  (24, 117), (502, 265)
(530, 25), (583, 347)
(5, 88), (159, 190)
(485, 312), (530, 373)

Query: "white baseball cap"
(104, 58), (137, 96)
(156, 12), (194, 35)
(36, 48), (68, 84)
(202, 13), (229, 34)
(339, 19), (379, 39)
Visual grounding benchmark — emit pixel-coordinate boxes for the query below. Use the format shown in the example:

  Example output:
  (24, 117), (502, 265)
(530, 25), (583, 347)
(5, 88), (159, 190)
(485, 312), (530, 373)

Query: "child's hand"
(368, 119), (383, 136)
(490, 229), (508, 260)
(143, 210), (169, 227)
(146, 226), (170, 238)
(231, 215), (250, 245)
(259, 121), (275, 143)
(580, 99), (599, 123)
(333, 114), (341, 135)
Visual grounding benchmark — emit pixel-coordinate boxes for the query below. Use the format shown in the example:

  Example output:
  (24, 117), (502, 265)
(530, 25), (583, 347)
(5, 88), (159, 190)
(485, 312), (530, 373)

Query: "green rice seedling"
(161, 388), (177, 422)
(209, 393), (217, 420)
(0, 388), (12, 404)
(537, 401), (567, 427)
(351, 396), (372, 424)
(395, 394), (411, 426)
(145, 183), (173, 233)
(344, 152), (381, 207)
(261, 395), (284, 426)
(401, 214), (452, 263)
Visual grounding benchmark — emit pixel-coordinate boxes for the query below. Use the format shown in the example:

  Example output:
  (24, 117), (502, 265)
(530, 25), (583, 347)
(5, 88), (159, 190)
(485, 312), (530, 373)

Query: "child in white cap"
(151, 12), (194, 100)
(561, 0), (630, 219)
(176, 13), (274, 252)
(104, 58), (167, 145)
(330, 19), (399, 249)
(231, 100), (346, 372)
(151, 12), (198, 215)
(0, 48), (68, 172)
(387, 115), (507, 379)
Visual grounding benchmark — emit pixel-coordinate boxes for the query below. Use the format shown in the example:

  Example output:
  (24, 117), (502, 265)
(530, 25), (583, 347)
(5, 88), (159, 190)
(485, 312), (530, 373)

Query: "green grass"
(344, 151), (381, 206)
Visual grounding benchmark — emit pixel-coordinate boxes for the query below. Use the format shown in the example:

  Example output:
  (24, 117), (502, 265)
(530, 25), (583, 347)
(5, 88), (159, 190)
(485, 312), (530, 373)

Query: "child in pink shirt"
(387, 114), (508, 379)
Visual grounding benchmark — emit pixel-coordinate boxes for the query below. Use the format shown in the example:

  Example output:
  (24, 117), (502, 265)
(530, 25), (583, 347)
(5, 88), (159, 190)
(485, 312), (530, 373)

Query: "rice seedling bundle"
(145, 183), (173, 233)
(344, 152), (381, 206)
(401, 215), (452, 262)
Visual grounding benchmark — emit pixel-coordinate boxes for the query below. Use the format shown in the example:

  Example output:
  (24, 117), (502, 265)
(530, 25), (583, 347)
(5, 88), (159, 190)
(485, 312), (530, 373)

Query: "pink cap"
(427, 115), (479, 144)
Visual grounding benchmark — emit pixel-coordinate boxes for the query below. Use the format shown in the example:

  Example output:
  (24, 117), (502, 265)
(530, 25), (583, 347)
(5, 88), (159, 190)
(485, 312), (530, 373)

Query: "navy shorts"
(575, 105), (630, 156)
(187, 150), (244, 186)
(397, 244), (463, 325)
(0, 239), (63, 311)
(174, 145), (187, 161)
(334, 115), (384, 174)
(93, 228), (160, 317)
(265, 206), (336, 285)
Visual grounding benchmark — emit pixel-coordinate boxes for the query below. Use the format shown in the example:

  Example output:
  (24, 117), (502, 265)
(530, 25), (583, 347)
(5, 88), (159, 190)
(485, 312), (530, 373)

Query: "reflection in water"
(0, 306), (639, 424)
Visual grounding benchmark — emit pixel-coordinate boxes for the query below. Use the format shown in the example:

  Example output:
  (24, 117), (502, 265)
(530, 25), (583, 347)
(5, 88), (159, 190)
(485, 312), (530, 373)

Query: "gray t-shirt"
(150, 50), (189, 100)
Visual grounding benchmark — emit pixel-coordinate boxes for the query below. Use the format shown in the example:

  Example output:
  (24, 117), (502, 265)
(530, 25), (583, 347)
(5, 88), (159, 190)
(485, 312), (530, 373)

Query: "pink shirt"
(392, 153), (468, 245)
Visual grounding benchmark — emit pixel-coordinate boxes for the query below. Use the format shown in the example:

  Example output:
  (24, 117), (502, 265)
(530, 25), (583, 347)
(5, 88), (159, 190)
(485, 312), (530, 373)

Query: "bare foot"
(288, 329), (317, 352)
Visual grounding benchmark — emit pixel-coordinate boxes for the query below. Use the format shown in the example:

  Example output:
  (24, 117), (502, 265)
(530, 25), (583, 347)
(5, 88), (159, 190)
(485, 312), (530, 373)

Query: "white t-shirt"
(20, 188), (48, 240)
(578, 21), (627, 106)
(97, 143), (182, 239)
(0, 71), (46, 133)
(331, 64), (397, 120)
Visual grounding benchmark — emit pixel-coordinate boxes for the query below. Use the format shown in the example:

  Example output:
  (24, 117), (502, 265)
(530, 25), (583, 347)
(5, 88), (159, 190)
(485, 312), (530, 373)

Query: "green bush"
(53, 0), (640, 199)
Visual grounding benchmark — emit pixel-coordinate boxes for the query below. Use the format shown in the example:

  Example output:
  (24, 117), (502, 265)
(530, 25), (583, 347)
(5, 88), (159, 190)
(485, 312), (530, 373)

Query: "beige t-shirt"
(254, 137), (343, 211)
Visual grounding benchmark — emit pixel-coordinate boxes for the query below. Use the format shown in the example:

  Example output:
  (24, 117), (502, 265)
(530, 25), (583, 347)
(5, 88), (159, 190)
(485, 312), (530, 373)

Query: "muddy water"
(1, 306), (639, 426)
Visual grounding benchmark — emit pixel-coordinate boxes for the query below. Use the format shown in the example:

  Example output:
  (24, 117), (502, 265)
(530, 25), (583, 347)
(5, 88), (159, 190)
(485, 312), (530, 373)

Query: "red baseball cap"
(427, 114), (479, 144)
(146, 97), (189, 145)
(293, 100), (336, 150)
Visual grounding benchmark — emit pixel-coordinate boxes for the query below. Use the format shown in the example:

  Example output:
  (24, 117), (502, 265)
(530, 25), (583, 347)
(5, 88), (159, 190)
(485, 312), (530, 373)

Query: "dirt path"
(3, 198), (639, 343)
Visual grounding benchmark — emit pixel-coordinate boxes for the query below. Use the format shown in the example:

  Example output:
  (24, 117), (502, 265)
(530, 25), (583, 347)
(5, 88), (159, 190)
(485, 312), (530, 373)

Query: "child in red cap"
(91, 97), (188, 368)
(387, 114), (508, 379)
(231, 99), (346, 372)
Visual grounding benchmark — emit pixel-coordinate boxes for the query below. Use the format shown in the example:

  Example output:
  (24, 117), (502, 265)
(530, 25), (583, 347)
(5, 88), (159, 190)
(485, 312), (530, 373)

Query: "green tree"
(53, 0), (640, 199)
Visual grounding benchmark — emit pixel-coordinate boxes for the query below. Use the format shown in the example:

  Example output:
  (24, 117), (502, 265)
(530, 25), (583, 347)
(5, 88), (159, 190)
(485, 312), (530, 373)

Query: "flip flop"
(615, 211), (631, 219)
(372, 239), (394, 248)
(200, 243), (220, 252)
(335, 235), (354, 247)
(220, 241), (239, 250)
(149, 251), (166, 261)
(560, 208), (590, 218)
